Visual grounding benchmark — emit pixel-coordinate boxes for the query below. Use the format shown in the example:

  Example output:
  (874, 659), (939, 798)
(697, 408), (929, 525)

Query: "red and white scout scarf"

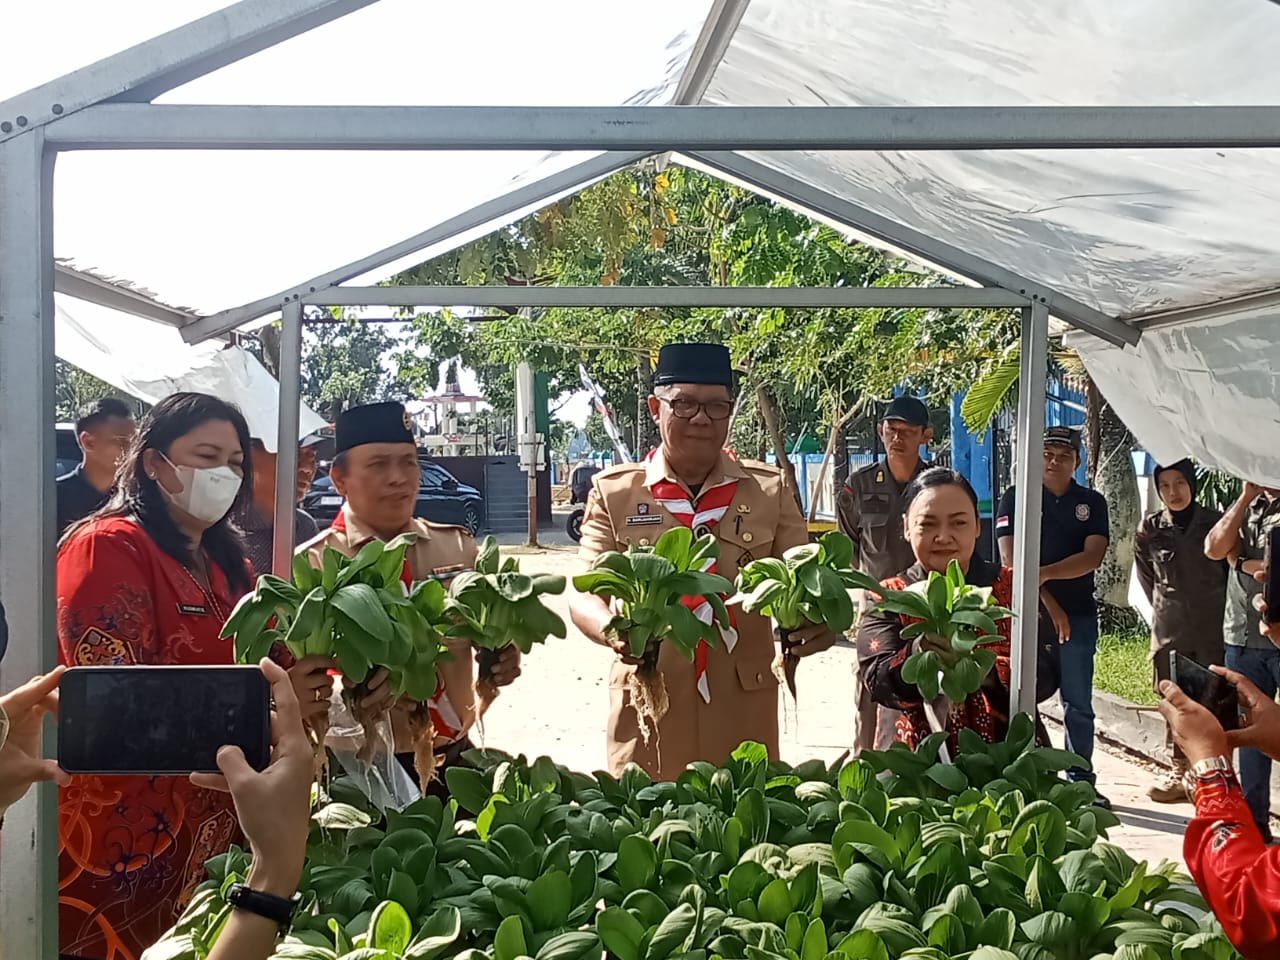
(647, 462), (739, 704)
(330, 512), (461, 740)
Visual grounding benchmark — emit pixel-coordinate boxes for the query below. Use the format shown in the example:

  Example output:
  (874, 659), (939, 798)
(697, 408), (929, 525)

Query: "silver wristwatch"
(1190, 756), (1234, 778)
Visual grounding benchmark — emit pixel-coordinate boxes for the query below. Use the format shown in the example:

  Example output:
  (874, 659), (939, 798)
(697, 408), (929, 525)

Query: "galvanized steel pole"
(1009, 301), (1049, 715)
(271, 300), (304, 576)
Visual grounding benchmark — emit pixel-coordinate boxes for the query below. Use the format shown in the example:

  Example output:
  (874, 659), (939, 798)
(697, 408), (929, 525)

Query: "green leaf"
(832, 929), (889, 960)
(405, 906), (462, 960)
(652, 526), (693, 566)
(645, 902), (698, 960)
(535, 931), (601, 960)
(368, 900), (413, 955)
(596, 906), (645, 960)
(493, 914), (528, 960)
(616, 835), (658, 893)
(1021, 911), (1075, 947)
(756, 878), (792, 926)
(331, 582), (395, 647)
(527, 870), (573, 931)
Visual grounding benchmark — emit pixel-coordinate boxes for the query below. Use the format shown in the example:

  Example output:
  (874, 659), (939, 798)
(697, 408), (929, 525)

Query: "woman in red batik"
(857, 467), (1053, 754)
(56, 393), (255, 960)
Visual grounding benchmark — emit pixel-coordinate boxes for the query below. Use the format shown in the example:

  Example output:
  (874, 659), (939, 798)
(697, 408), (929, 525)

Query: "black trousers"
(396, 735), (476, 811)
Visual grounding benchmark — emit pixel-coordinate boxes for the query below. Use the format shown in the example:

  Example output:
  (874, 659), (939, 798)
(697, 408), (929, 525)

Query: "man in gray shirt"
(1205, 482), (1280, 842)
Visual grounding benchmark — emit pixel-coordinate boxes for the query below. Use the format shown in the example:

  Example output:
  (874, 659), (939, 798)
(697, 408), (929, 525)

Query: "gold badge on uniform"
(742, 532), (754, 543)
(876, 470), (884, 483)
(737, 504), (750, 514)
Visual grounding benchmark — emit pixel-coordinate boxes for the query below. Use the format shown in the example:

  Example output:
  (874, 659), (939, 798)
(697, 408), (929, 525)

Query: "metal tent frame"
(1, 0), (1272, 949)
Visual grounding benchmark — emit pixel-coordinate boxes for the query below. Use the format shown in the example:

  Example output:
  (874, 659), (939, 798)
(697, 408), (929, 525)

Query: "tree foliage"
(299, 316), (415, 420)
(392, 162), (1015, 464)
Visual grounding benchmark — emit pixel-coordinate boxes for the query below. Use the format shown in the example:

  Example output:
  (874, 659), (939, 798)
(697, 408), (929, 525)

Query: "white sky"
(4, 0), (706, 428)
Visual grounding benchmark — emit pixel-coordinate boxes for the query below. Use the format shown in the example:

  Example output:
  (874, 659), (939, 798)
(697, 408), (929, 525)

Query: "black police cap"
(1044, 425), (1083, 453)
(653, 343), (734, 389)
(334, 401), (415, 455)
(882, 396), (930, 427)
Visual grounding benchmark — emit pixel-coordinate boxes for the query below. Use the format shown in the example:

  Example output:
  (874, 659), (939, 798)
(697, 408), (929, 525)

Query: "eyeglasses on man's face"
(658, 396), (734, 421)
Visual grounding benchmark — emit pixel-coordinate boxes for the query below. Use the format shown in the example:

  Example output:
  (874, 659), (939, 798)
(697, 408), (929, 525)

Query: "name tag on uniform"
(625, 514), (662, 525)
(177, 602), (209, 616)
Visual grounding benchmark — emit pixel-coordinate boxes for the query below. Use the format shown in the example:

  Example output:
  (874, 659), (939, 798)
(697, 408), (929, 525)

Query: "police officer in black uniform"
(837, 395), (932, 753)
(996, 425), (1110, 806)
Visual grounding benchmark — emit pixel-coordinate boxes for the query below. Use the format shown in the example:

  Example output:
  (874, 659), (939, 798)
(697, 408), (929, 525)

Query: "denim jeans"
(1061, 613), (1099, 784)
(1224, 645), (1280, 840)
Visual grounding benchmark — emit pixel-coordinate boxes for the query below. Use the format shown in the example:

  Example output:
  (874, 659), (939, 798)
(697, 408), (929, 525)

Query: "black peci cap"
(653, 343), (734, 389)
(882, 396), (930, 427)
(334, 401), (415, 455)
(1044, 425), (1083, 453)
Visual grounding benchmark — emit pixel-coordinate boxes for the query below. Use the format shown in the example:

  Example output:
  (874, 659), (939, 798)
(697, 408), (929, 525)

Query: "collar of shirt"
(643, 445), (747, 497)
(337, 503), (427, 549)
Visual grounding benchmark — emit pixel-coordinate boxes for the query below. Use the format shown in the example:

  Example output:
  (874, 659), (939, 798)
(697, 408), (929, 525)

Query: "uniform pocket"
(736, 658), (779, 692)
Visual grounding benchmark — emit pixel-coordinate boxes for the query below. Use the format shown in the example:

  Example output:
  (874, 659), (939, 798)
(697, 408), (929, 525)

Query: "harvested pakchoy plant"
(572, 526), (732, 739)
(221, 534), (449, 766)
(732, 530), (866, 698)
(872, 558), (1012, 703)
(445, 535), (566, 705)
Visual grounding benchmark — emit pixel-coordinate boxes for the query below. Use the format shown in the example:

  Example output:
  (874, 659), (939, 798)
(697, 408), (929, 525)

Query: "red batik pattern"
(55, 518), (242, 960)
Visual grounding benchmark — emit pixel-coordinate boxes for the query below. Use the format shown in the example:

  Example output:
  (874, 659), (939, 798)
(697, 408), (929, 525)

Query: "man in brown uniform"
(571, 343), (839, 781)
(293, 401), (519, 795)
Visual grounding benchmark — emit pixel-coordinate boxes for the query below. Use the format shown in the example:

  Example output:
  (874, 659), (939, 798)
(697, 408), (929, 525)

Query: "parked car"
(55, 423), (80, 477)
(565, 464), (601, 543)
(569, 465), (600, 505)
(302, 458), (484, 534)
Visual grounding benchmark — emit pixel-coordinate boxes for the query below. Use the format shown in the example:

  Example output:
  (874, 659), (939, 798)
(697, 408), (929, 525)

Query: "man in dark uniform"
(837, 395), (932, 753)
(996, 425), (1110, 805)
(296, 401), (520, 804)
(1135, 458), (1228, 802)
(56, 397), (136, 538)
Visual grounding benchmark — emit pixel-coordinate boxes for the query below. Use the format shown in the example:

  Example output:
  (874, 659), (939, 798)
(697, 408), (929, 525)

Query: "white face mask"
(159, 453), (243, 524)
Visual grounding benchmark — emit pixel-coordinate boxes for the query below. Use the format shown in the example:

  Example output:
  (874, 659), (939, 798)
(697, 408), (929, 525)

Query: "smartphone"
(1265, 526), (1280, 625)
(1171, 652), (1240, 732)
(59, 665), (271, 775)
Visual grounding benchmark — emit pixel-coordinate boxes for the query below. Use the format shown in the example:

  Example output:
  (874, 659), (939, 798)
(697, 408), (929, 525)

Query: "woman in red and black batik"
(856, 467), (1054, 754)
(56, 393), (255, 960)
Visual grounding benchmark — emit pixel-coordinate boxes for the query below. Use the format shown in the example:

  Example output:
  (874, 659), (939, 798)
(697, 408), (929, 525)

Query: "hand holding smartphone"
(59, 665), (271, 775)
(1171, 652), (1240, 732)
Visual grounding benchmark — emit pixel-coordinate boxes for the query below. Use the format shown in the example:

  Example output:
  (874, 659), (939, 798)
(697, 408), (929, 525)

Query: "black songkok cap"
(652, 343), (734, 389)
(334, 401), (415, 455)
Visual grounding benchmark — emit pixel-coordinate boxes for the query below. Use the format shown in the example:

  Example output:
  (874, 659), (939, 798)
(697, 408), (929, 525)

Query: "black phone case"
(1171, 652), (1240, 732)
(58, 665), (271, 775)
(1265, 526), (1280, 624)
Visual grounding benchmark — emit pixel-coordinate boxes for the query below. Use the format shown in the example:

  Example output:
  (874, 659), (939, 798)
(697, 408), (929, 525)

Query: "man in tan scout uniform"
(293, 401), (520, 796)
(571, 343), (838, 780)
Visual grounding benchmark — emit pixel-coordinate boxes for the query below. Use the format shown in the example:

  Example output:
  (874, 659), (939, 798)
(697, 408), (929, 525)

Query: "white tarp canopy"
(6, 0), (1280, 479)
(56, 296), (327, 450)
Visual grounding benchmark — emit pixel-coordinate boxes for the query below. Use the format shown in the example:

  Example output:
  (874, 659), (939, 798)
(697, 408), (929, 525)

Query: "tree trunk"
(832, 417), (851, 498)
(258, 323), (282, 379)
(1087, 376), (1141, 627)
(636, 354), (658, 457)
(757, 383), (799, 493)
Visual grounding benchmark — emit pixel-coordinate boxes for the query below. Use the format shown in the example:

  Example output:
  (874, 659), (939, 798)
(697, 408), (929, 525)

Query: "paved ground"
(476, 537), (1192, 870)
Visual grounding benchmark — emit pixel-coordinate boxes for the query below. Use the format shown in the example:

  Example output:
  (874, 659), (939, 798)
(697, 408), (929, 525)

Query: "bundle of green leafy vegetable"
(445, 535), (567, 704)
(572, 527), (732, 737)
(221, 535), (451, 766)
(150, 713), (1242, 960)
(871, 559), (1013, 703)
(732, 531), (872, 698)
